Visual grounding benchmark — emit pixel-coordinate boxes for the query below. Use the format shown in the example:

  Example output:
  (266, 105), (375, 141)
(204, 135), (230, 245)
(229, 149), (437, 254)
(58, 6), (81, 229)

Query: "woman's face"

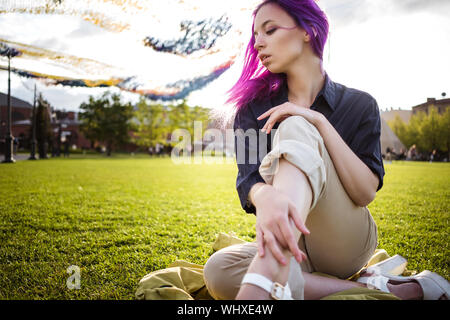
(253, 3), (310, 73)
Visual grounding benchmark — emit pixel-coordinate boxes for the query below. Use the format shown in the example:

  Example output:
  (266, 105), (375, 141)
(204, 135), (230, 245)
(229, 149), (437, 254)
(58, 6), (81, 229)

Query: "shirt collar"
(276, 71), (337, 111)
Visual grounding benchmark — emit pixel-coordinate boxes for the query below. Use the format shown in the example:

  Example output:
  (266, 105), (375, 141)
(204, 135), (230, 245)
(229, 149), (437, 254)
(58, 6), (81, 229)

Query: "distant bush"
(388, 107), (450, 159)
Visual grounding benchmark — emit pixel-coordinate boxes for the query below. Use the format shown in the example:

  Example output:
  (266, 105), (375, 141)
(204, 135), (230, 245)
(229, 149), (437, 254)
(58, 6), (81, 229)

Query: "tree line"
(388, 106), (450, 161)
(28, 91), (450, 160)
(78, 91), (211, 156)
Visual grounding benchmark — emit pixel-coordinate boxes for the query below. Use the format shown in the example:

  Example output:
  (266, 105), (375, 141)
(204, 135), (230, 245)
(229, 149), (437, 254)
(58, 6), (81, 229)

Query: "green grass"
(0, 156), (449, 299)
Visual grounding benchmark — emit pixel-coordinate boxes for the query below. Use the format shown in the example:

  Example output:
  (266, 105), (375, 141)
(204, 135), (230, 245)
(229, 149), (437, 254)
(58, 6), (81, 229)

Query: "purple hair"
(227, 0), (329, 111)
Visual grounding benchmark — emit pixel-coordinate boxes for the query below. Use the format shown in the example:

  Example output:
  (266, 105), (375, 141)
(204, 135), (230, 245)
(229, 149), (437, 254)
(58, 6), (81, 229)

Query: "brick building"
(0, 92), (91, 153)
(412, 97), (449, 115)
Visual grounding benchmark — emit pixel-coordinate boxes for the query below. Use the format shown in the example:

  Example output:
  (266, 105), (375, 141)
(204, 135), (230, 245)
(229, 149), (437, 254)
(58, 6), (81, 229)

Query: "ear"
(305, 25), (317, 42)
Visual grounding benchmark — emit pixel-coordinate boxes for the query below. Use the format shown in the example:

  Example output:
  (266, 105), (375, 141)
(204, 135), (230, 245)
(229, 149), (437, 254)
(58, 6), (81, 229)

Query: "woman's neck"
(286, 57), (325, 108)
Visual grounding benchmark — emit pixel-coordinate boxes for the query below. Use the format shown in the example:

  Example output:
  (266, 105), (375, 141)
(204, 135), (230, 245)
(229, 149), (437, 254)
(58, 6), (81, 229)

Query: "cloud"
(322, 0), (450, 28)
(391, 0), (450, 14)
(67, 19), (106, 39)
(325, 10), (450, 110)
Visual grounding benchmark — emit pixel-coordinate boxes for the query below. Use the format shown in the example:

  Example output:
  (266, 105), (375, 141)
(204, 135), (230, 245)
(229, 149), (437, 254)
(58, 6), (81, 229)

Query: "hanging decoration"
(143, 15), (232, 56)
(0, 42), (21, 57)
(0, 57), (234, 101)
(0, 65), (123, 87)
(119, 58), (234, 100)
(0, 0), (260, 102)
(0, 39), (120, 75)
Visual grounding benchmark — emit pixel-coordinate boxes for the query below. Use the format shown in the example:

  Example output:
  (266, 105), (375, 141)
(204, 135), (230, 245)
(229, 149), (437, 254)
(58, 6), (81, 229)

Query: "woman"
(204, 0), (449, 300)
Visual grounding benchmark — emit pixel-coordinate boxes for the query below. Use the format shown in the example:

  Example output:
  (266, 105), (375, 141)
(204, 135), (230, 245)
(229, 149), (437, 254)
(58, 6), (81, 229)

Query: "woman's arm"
(258, 102), (379, 207)
(316, 116), (379, 207)
(248, 182), (266, 207)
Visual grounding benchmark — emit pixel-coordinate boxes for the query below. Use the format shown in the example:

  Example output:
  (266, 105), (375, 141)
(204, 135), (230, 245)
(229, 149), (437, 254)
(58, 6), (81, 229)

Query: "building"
(381, 108), (412, 124)
(380, 118), (406, 156)
(379, 96), (450, 156)
(0, 92), (91, 153)
(380, 108), (410, 155)
(50, 109), (91, 151)
(0, 92), (33, 144)
(412, 97), (449, 115)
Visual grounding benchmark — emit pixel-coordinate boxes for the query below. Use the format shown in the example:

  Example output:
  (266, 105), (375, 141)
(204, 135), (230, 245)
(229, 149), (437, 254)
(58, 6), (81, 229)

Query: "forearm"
(316, 116), (378, 206)
(248, 182), (267, 207)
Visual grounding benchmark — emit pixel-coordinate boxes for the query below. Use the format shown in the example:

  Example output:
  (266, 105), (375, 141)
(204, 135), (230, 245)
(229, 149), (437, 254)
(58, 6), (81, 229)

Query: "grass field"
(0, 155), (449, 299)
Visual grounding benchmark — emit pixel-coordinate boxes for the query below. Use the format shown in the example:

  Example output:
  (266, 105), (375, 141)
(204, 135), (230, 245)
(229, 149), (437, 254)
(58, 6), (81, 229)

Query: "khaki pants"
(204, 116), (378, 300)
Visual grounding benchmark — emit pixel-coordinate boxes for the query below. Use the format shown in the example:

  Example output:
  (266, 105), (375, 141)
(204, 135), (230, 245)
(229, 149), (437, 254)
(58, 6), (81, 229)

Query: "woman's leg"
(234, 158), (422, 300)
(236, 158), (368, 300)
(204, 115), (422, 299)
(256, 116), (379, 279)
(205, 241), (307, 300)
(204, 242), (422, 300)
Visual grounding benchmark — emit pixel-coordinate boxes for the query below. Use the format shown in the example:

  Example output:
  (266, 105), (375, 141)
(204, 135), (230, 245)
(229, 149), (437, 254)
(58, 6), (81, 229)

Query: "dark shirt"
(233, 72), (385, 214)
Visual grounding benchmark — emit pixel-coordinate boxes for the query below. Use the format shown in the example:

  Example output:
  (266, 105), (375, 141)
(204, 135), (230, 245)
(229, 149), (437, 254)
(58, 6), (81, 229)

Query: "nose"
(253, 34), (265, 51)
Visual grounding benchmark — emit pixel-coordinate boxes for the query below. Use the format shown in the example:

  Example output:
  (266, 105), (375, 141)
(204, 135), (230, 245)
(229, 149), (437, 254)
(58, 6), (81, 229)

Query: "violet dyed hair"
(227, 0), (329, 111)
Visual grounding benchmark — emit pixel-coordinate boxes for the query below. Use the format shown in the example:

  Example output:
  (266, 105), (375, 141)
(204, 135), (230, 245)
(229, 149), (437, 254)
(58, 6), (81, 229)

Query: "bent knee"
(279, 115), (314, 131)
(203, 244), (255, 300)
(275, 116), (323, 145)
(203, 251), (238, 300)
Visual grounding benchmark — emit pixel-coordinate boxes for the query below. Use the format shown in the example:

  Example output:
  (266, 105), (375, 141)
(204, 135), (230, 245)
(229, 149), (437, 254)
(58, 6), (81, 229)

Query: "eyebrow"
(253, 20), (275, 36)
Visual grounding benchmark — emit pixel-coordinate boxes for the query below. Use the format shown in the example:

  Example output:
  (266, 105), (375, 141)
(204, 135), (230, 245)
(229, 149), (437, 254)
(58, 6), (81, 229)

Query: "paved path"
(1, 153), (36, 162)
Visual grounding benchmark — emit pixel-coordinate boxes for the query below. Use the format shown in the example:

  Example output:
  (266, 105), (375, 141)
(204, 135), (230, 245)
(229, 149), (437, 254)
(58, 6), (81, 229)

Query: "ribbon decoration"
(0, 42), (22, 57)
(0, 39), (120, 75)
(143, 15), (232, 56)
(0, 0), (255, 101)
(0, 65), (123, 87)
(119, 58), (234, 100)
(0, 57), (235, 100)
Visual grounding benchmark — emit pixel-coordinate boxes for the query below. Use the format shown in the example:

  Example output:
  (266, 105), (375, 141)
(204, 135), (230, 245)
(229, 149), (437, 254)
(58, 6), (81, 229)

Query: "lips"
(258, 54), (271, 63)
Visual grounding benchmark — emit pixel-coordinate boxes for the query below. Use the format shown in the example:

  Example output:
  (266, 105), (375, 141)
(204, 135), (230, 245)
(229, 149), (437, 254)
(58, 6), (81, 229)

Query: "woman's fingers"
(289, 217), (308, 261)
(264, 231), (288, 265)
(262, 112), (293, 134)
(256, 226), (265, 257)
(278, 218), (304, 264)
(257, 106), (278, 120)
(288, 201), (310, 236)
(263, 110), (282, 133)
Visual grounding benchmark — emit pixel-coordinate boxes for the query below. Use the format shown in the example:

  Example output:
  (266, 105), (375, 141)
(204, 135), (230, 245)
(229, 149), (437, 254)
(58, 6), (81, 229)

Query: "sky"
(0, 0), (449, 113)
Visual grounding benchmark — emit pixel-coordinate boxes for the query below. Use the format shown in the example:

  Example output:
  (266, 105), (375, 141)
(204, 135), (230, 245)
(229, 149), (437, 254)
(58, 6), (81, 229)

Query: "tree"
(131, 99), (211, 153)
(407, 111), (426, 152)
(166, 100), (211, 151)
(388, 108), (450, 159)
(35, 94), (52, 159)
(388, 115), (409, 147)
(132, 97), (168, 149)
(420, 106), (441, 153)
(438, 108), (450, 159)
(78, 91), (134, 156)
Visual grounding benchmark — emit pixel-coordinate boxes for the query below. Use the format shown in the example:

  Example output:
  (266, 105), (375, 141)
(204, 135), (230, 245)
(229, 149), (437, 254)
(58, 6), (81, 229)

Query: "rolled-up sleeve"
(234, 106), (266, 214)
(349, 97), (385, 191)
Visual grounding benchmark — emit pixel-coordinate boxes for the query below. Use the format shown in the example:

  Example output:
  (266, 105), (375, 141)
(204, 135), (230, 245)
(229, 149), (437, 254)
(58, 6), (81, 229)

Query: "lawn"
(0, 155), (449, 299)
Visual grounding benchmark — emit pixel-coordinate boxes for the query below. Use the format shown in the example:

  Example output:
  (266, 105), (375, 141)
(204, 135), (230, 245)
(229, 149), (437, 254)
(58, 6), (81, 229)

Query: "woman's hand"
(253, 184), (310, 266)
(257, 102), (325, 134)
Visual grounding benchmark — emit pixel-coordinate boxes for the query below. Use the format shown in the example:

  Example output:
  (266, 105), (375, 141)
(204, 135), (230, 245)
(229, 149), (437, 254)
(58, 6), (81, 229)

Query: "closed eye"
(253, 28), (277, 40)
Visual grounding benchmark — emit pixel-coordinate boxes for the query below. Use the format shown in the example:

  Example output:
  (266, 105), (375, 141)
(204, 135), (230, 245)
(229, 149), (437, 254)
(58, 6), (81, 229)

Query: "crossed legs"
(204, 157), (423, 300)
(235, 158), (366, 300)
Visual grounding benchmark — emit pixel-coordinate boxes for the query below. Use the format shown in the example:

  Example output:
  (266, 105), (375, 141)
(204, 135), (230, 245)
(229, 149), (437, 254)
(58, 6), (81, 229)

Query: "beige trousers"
(204, 116), (378, 300)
